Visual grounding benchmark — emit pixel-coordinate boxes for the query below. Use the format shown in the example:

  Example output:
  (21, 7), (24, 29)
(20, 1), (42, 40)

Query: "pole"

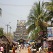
(9, 26), (12, 33)
(6, 22), (11, 34)
(6, 24), (9, 34)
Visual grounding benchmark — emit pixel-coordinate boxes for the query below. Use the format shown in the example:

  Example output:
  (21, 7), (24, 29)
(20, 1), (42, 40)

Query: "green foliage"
(29, 26), (41, 40)
(27, 1), (44, 33)
(0, 28), (3, 36)
(44, 0), (53, 18)
(27, 24), (35, 33)
(27, 1), (53, 40)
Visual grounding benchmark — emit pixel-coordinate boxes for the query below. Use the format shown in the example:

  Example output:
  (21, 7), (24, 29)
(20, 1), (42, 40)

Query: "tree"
(0, 28), (3, 36)
(44, 0), (53, 11)
(27, 1), (51, 40)
(44, 0), (53, 20)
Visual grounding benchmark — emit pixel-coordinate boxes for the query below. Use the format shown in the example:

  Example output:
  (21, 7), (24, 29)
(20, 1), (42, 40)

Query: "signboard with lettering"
(47, 27), (53, 37)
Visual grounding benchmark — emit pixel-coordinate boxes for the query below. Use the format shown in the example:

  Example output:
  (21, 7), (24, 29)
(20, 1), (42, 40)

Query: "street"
(15, 48), (28, 53)
(15, 48), (46, 53)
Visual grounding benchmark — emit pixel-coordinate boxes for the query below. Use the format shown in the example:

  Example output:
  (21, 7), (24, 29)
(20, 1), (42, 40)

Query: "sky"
(0, 0), (50, 33)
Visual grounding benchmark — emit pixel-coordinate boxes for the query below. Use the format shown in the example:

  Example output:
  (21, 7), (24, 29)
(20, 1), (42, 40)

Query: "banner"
(47, 27), (53, 37)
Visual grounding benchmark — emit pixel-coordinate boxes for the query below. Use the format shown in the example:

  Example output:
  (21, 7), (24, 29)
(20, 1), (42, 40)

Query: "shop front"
(47, 27), (53, 53)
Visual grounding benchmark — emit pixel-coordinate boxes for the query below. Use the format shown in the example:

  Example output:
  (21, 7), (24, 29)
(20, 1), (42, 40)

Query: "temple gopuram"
(14, 20), (28, 43)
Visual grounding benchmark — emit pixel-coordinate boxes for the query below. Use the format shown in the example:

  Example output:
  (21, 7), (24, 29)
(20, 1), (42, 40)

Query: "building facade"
(14, 20), (28, 41)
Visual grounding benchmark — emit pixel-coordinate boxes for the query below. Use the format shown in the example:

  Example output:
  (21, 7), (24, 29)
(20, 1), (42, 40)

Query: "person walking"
(28, 46), (31, 53)
(18, 45), (21, 52)
(0, 45), (4, 53)
(12, 45), (15, 53)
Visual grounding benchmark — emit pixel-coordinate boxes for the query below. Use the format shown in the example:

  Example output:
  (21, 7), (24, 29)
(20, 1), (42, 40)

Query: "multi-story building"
(14, 20), (28, 42)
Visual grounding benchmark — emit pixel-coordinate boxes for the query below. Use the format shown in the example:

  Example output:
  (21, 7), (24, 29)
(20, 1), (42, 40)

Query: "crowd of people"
(12, 43), (24, 53)
(9, 41), (43, 53)
(0, 44), (4, 53)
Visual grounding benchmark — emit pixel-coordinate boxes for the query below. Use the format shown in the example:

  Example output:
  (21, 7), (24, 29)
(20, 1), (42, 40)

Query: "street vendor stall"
(0, 35), (13, 53)
(47, 27), (53, 53)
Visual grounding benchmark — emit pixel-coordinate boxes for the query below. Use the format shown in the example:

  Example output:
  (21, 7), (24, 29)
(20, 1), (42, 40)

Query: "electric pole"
(6, 24), (9, 34)
(9, 26), (12, 33)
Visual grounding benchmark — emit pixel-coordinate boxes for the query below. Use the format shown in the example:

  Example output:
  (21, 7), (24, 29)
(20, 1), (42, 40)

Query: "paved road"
(36, 50), (46, 53)
(16, 48), (28, 53)
(10, 48), (47, 53)
(16, 48), (46, 53)
(9, 48), (28, 53)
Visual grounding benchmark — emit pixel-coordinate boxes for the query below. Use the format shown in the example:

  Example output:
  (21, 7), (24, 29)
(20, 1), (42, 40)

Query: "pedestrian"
(0, 44), (1, 52)
(28, 46), (31, 53)
(0, 45), (4, 53)
(39, 46), (42, 53)
(21, 44), (24, 49)
(0, 47), (2, 53)
(18, 45), (21, 52)
(12, 45), (15, 53)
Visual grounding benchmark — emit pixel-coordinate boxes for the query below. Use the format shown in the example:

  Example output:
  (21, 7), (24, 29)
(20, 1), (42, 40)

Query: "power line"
(0, 3), (32, 6)
(3, 9), (20, 18)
